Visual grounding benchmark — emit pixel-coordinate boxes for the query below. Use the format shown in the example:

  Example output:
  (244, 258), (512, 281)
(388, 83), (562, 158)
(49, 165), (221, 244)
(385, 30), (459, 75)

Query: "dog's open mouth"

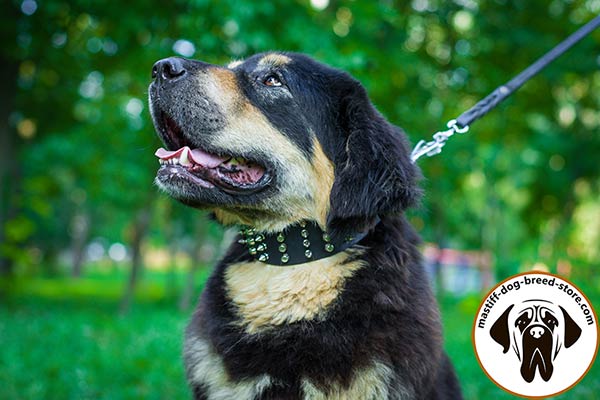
(153, 113), (271, 195)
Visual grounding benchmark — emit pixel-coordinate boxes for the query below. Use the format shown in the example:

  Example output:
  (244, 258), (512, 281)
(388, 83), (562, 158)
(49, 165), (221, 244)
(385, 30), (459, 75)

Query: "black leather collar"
(238, 220), (369, 266)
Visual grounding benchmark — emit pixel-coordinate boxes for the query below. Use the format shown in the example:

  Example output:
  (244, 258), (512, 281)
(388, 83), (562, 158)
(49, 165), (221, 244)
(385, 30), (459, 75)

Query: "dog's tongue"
(155, 146), (227, 168)
(155, 146), (266, 186)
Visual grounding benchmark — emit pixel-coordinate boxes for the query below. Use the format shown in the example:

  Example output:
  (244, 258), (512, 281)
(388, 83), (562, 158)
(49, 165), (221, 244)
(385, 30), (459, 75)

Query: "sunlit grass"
(1, 267), (205, 399)
(1, 298), (189, 400)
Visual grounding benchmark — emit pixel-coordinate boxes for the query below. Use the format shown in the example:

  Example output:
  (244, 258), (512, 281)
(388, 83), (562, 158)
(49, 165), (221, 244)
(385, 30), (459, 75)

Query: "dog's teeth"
(179, 147), (192, 166)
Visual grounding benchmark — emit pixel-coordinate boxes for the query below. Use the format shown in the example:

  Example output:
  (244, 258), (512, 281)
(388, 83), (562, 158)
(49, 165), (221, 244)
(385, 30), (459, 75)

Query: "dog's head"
(148, 52), (420, 234)
(490, 300), (582, 382)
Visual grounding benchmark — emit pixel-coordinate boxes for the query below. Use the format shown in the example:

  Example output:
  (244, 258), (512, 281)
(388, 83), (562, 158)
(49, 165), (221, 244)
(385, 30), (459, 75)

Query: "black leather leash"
(411, 14), (600, 163)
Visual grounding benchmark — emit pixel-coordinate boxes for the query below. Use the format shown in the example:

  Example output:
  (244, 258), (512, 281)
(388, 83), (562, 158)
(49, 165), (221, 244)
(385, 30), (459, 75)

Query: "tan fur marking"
(206, 68), (240, 109)
(200, 65), (334, 231)
(213, 209), (256, 227)
(210, 96), (326, 230)
(185, 335), (272, 399)
(301, 361), (402, 400)
(311, 140), (335, 228)
(215, 103), (314, 231)
(258, 53), (292, 67)
(227, 60), (244, 69)
(225, 251), (364, 334)
(213, 139), (333, 230)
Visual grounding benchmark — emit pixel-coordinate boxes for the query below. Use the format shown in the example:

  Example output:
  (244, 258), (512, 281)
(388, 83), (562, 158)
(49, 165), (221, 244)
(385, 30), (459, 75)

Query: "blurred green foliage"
(2, 0), (600, 278)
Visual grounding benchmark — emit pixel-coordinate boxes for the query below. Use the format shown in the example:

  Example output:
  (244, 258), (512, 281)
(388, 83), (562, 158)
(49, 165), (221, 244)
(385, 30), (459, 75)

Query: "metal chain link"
(410, 119), (469, 163)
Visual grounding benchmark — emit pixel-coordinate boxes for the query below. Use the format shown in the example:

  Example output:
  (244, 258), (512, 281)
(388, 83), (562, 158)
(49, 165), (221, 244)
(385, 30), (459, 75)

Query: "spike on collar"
(238, 221), (368, 266)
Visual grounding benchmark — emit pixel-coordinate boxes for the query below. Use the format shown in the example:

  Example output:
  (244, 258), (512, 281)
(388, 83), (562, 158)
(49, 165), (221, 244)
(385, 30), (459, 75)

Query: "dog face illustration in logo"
(490, 299), (582, 382)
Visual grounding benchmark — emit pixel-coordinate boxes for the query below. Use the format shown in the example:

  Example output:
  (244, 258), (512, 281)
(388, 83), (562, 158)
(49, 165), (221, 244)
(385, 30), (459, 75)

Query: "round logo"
(473, 272), (599, 398)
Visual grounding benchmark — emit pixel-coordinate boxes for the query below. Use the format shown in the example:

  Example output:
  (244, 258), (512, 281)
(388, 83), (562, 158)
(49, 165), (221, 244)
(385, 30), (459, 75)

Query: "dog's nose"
(529, 326), (544, 339)
(152, 57), (187, 82)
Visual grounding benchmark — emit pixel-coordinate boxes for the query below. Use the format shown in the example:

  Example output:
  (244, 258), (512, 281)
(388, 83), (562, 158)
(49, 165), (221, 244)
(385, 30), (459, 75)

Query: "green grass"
(1, 268), (598, 399)
(1, 269), (195, 400)
(1, 298), (189, 399)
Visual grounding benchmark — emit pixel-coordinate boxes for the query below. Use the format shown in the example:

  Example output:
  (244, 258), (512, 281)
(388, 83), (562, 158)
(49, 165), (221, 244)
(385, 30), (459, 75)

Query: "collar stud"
(237, 220), (372, 266)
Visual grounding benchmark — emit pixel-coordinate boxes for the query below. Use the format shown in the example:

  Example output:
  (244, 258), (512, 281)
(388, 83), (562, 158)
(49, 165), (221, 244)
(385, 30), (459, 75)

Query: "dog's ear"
(326, 78), (421, 237)
(559, 306), (582, 348)
(490, 304), (514, 353)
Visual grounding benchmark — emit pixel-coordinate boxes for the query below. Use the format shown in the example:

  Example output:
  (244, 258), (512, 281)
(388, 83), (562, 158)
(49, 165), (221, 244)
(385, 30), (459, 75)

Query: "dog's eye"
(263, 75), (282, 87)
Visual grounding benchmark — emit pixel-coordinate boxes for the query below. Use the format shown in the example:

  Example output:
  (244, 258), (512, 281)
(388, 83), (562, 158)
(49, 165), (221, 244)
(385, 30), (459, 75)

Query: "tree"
(3, 0), (599, 292)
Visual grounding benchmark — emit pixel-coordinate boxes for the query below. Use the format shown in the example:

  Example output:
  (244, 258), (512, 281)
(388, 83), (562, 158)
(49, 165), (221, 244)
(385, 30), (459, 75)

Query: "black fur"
(150, 52), (462, 399)
(236, 54), (316, 158)
(186, 218), (461, 399)
(327, 77), (421, 238)
(234, 53), (421, 237)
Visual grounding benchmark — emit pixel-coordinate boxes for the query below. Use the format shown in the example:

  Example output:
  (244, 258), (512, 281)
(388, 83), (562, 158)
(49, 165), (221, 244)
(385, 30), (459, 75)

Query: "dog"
(149, 52), (463, 399)
(490, 300), (582, 382)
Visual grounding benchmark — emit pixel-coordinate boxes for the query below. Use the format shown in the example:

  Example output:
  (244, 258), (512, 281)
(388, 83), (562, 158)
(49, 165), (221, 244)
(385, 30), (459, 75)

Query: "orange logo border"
(471, 271), (600, 399)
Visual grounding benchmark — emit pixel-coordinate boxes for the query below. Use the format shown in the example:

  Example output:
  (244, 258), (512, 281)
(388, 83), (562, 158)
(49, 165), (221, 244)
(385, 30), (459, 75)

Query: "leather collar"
(238, 220), (369, 266)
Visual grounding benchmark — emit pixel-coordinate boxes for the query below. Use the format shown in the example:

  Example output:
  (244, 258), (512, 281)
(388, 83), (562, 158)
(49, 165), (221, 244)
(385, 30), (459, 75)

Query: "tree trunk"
(119, 207), (151, 314)
(70, 212), (90, 278)
(179, 218), (202, 311)
(166, 238), (179, 299)
(164, 208), (180, 299)
(178, 246), (200, 312)
(0, 43), (20, 276)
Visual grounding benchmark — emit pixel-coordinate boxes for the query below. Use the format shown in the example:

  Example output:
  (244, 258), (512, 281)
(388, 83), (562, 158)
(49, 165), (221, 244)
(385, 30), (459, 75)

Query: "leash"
(411, 14), (600, 163)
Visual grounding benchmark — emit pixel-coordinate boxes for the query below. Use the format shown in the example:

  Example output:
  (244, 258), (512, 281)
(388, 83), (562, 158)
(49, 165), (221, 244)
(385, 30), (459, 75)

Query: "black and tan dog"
(149, 52), (462, 399)
(490, 300), (582, 383)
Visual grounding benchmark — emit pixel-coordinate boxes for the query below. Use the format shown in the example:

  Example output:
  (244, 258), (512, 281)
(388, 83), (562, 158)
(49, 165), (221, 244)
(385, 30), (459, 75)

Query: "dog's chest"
(185, 335), (399, 400)
(182, 253), (411, 399)
(224, 253), (364, 333)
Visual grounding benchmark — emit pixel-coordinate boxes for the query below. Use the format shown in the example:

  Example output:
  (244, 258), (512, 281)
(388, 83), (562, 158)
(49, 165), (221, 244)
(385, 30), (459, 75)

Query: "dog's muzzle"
(520, 323), (554, 382)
